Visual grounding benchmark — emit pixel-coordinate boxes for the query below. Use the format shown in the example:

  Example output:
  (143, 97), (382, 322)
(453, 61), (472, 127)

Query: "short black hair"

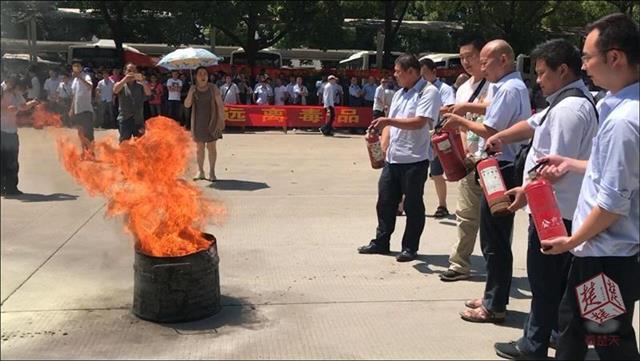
(530, 39), (582, 76)
(419, 58), (436, 71)
(394, 54), (420, 72)
(195, 66), (208, 74)
(458, 34), (486, 52)
(585, 13), (639, 66)
(71, 58), (83, 65)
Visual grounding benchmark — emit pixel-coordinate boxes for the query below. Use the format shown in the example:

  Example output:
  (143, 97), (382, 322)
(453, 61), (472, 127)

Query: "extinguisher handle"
(526, 159), (550, 178)
(434, 117), (448, 132)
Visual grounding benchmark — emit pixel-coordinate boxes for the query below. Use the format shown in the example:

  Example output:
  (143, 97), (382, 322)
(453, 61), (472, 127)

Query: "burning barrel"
(132, 233), (221, 323)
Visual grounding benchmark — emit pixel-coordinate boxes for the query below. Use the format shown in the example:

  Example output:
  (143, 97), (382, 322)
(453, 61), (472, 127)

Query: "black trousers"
(518, 216), (573, 356)
(480, 162), (516, 313)
(373, 160), (430, 253)
(0, 131), (19, 192)
(167, 100), (182, 124)
(556, 254), (640, 360)
(321, 106), (335, 134)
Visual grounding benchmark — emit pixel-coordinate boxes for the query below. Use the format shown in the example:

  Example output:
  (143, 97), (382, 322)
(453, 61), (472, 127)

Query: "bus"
(230, 48), (282, 68)
(419, 53), (461, 69)
(67, 39), (155, 68)
(337, 51), (402, 70)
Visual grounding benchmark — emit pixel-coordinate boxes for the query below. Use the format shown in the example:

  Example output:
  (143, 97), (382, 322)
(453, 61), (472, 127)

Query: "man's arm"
(485, 119), (535, 151)
(113, 75), (132, 94)
(141, 81), (152, 97)
(442, 113), (499, 139)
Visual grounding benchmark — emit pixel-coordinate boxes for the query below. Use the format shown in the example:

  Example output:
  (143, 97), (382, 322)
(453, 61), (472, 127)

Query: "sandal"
(464, 298), (483, 309)
(434, 206), (450, 218)
(460, 306), (506, 324)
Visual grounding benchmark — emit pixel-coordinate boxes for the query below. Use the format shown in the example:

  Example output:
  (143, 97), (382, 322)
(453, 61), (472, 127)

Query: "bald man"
(443, 39), (532, 323)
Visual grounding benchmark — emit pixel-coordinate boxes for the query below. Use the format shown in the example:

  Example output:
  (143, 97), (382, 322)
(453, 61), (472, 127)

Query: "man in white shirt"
(166, 70), (183, 124)
(43, 70), (60, 102)
(383, 76), (396, 116)
(319, 75), (339, 136)
(316, 76), (327, 105)
(286, 76), (296, 104)
(220, 75), (240, 105)
(273, 78), (288, 105)
(69, 59), (95, 152)
(26, 67), (41, 100)
(95, 69), (115, 128)
(292, 77), (308, 105)
(358, 54), (442, 262)
(253, 75), (273, 105)
(372, 78), (387, 119)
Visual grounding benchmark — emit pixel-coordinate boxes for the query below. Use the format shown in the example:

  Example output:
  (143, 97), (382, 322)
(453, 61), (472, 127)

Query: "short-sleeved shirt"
(349, 84), (362, 98)
(71, 72), (94, 114)
(220, 83), (240, 104)
(166, 78), (183, 101)
(455, 77), (491, 156)
(254, 83), (272, 105)
(323, 83), (338, 108)
(433, 79), (456, 106)
(571, 82), (639, 258)
(477, 71), (531, 162)
(373, 85), (385, 111)
(293, 84), (307, 104)
(57, 82), (72, 100)
(363, 83), (377, 102)
(1, 91), (25, 133)
(387, 78), (441, 164)
(28, 76), (40, 99)
(274, 85), (287, 105)
(117, 81), (145, 125)
(523, 79), (598, 220)
(43, 77), (60, 101)
(286, 83), (296, 99)
(96, 78), (115, 102)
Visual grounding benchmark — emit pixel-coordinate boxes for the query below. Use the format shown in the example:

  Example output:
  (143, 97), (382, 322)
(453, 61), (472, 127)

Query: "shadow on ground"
(209, 180), (270, 191)
(163, 295), (268, 335)
(2, 193), (79, 202)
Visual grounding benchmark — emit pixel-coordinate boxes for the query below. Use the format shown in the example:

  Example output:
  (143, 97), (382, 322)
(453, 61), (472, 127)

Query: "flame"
(56, 116), (226, 257)
(17, 103), (62, 128)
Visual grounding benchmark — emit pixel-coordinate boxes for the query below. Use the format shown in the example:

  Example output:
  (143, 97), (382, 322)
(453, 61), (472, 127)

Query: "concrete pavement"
(1, 127), (638, 359)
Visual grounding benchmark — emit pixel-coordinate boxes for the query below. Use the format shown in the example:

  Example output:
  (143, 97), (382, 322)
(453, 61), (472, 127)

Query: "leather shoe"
(396, 249), (417, 262)
(357, 242), (390, 255)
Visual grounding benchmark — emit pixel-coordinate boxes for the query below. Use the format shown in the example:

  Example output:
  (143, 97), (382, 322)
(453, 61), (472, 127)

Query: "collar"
(402, 78), (427, 94)
(433, 79), (442, 88)
(494, 71), (520, 87)
(601, 81), (640, 113)
(545, 79), (588, 104)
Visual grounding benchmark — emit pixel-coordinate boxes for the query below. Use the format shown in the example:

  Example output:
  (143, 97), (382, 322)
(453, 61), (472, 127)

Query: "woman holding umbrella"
(184, 66), (225, 182)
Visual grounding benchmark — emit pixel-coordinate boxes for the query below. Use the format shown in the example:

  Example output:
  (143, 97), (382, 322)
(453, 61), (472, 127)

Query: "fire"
(17, 103), (62, 128)
(56, 116), (226, 257)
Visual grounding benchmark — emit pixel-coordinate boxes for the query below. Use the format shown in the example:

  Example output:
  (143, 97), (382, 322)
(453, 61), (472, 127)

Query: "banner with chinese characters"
(223, 105), (373, 128)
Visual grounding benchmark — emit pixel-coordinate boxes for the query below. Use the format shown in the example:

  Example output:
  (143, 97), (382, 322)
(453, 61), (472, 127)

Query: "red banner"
(224, 105), (373, 128)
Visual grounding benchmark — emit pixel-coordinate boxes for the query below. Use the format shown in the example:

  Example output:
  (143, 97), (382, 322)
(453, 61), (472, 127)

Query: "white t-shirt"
(220, 83), (240, 104)
(383, 88), (396, 115)
(454, 77), (490, 155)
(254, 83), (272, 105)
(96, 78), (114, 102)
(373, 85), (385, 111)
(323, 83), (338, 108)
(274, 85), (288, 105)
(43, 77), (60, 101)
(28, 76), (41, 99)
(293, 84), (308, 105)
(166, 78), (183, 101)
(71, 72), (94, 114)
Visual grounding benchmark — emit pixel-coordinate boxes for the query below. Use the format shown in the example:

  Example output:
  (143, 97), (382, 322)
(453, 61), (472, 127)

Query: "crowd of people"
(1, 11), (638, 361)
(359, 12), (638, 360)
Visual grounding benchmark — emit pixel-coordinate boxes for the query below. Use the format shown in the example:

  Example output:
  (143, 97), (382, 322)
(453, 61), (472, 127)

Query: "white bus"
(418, 53), (461, 69)
(230, 48), (282, 68)
(337, 50), (402, 70)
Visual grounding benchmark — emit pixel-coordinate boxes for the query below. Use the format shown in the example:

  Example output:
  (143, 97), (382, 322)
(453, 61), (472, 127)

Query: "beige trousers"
(448, 171), (483, 274)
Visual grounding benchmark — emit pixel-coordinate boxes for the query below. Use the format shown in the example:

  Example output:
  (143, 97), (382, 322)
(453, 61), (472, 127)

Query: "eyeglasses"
(581, 48), (623, 62)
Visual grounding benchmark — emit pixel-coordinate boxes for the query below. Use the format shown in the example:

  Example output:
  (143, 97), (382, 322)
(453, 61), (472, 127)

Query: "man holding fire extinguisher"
(441, 40), (532, 323)
(537, 14), (639, 360)
(357, 54), (441, 262)
(484, 39), (599, 360)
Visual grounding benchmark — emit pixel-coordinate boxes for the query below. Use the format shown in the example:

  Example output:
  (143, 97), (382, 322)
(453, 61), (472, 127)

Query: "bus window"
(230, 50), (282, 68)
(69, 47), (119, 68)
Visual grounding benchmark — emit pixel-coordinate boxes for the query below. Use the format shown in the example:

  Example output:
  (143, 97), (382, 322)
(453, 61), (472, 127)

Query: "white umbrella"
(156, 47), (222, 70)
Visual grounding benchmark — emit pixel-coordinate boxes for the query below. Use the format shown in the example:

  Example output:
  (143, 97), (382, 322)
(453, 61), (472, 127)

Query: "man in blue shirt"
(358, 54), (441, 262)
(538, 14), (639, 360)
(485, 39), (599, 360)
(443, 39), (531, 323)
(348, 77), (363, 107)
(362, 76), (378, 108)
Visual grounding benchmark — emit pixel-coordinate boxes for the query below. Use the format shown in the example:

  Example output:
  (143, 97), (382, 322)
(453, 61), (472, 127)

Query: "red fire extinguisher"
(431, 121), (467, 181)
(524, 162), (568, 241)
(366, 127), (385, 169)
(476, 153), (511, 215)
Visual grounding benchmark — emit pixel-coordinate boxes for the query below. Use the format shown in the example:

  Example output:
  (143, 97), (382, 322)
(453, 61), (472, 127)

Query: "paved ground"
(1, 127), (638, 360)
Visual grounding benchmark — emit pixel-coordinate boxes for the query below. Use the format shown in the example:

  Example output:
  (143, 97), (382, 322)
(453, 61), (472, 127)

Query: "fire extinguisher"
(366, 127), (385, 169)
(524, 161), (568, 241)
(431, 119), (467, 181)
(476, 152), (511, 215)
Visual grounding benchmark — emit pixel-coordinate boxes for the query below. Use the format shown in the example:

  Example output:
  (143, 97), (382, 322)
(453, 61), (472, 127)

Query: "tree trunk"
(382, 1), (395, 69)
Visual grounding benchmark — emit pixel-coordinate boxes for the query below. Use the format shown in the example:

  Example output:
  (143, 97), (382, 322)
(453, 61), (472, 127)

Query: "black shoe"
(494, 341), (547, 360)
(439, 269), (471, 282)
(4, 188), (23, 196)
(396, 249), (417, 262)
(433, 206), (450, 218)
(357, 241), (390, 255)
